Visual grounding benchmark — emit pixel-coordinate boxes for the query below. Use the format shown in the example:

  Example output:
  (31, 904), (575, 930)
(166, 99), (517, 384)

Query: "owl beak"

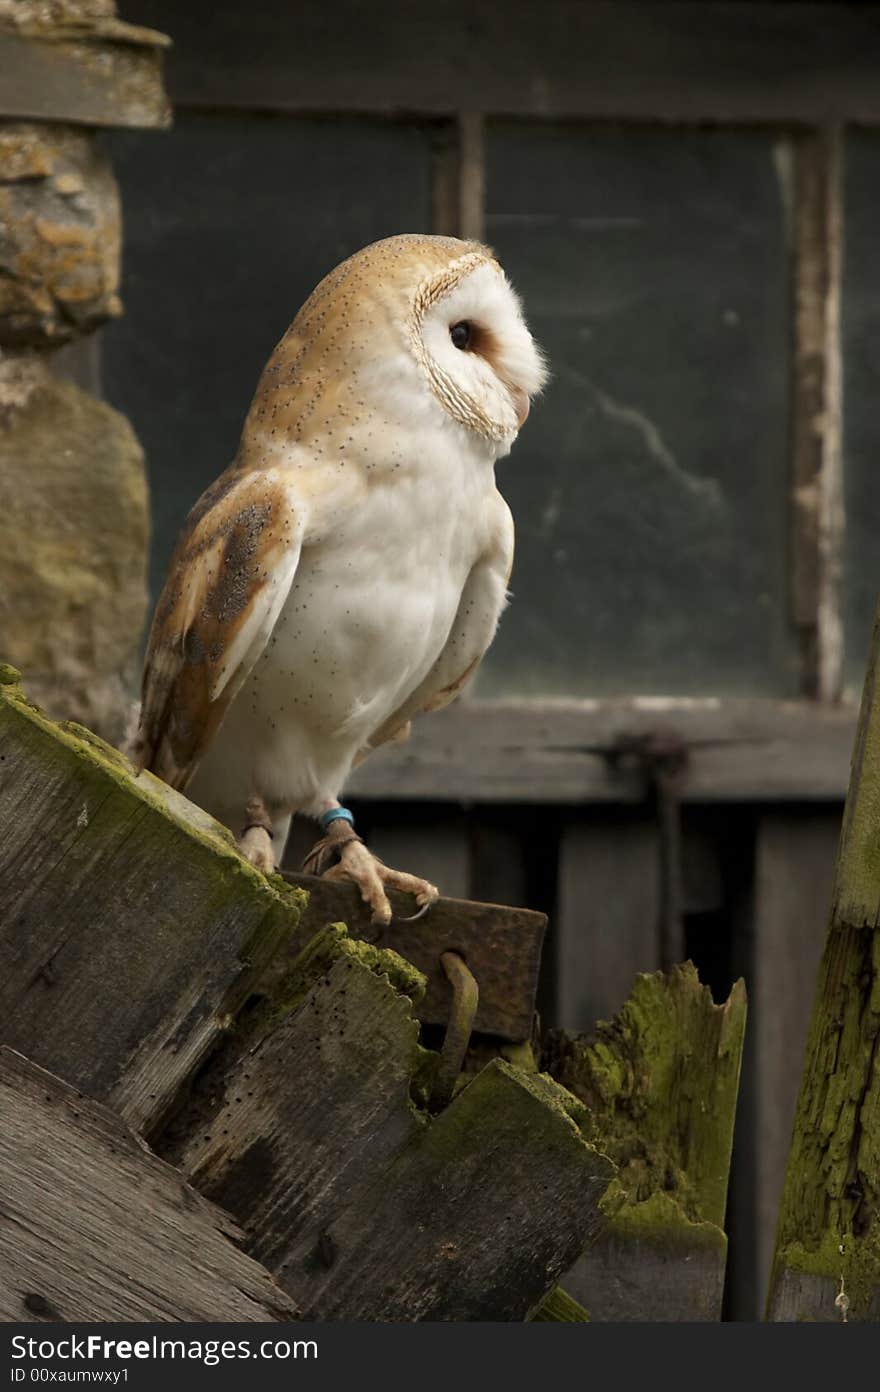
(509, 385), (530, 428)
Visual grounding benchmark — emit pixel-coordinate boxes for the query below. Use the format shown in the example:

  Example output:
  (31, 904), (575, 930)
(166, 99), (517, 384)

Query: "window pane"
(479, 123), (797, 698)
(105, 115), (434, 600)
(843, 130), (880, 695)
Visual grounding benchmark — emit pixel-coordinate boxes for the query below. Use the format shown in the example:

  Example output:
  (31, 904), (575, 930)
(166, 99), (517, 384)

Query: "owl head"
(244, 234), (547, 466)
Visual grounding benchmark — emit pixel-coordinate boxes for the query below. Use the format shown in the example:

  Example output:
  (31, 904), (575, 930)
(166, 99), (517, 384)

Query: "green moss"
(501, 1038), (538, 1072)
(528, 1286), (590, 1322)
(0, 674), (304, 914)
(608, 1191), (725, 1253)
(768, 612), (880, 1320)
(774, 1230), (880, 1321)
(546, 964), (746, 1233)
(255, 921), (427, 1037)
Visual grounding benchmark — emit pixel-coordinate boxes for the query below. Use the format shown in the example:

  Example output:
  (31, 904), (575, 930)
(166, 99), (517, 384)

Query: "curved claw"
(391, 897), (434, 925)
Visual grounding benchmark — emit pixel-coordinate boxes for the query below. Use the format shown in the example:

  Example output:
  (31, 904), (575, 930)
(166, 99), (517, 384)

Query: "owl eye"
(450, 321), (472, 350)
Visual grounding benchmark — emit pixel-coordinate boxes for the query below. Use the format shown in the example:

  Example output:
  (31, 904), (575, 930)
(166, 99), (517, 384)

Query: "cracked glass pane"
(104, 114), (433, 604)
(843, 130), (880, 698)
(478, 123), (797, 698)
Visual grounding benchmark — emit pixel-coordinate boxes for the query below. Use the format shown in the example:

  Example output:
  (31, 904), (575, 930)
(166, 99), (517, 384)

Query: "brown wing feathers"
(133, 468), (300, 791)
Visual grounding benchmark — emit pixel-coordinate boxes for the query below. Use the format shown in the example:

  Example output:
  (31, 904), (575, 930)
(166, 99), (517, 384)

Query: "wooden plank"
(555, 815), (660, 1032)
(162, 927), (426, 1280)
(280, 871), (546, 1041)
(345, 696), (857, 803)
(546, 964), (747, 1321)
(126, 0), (880, 124)
(0, 26), (171, 129)
(165, 924), (613, 1321)
(309, 1059), (611, 1321)
(0, 668), (305, 1135)
(768, 610), (880, 1321)
(469, 812), (529, 911)
(0, 1047), (297, 1323)
(789, 131), (845, 701)
(752, 810), (840, 1313)
(458, 112), (484, 242)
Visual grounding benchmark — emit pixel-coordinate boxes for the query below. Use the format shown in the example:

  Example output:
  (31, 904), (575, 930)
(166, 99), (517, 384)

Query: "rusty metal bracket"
(428, 951), (479, 1113)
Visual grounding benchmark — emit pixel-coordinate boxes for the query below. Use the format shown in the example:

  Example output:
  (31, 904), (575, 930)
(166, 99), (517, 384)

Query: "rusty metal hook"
(428, 950), (479, 1112)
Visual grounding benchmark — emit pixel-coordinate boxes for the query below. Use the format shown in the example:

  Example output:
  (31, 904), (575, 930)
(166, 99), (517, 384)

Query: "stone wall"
(0, 1), (169, 739)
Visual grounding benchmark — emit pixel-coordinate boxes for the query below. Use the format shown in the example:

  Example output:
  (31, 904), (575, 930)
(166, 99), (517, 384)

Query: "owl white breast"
(136, 234), (546, 855)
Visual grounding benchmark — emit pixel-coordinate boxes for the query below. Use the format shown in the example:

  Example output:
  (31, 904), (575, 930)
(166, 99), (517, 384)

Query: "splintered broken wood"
(545, 962), (747, 1321)
(0, 1048), (297, 1323)
(768, 606), (880, 1322)
(281, 870), (546, 1040)
(0, 669), (306, 1135)
(161, 924), (612, 1321)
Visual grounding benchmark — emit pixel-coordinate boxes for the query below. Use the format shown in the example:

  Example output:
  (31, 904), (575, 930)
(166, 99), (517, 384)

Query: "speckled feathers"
(133, 234), (545, 827)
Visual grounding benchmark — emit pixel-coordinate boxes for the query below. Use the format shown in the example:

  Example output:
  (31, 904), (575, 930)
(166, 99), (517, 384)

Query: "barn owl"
(132, 234), (546, 924)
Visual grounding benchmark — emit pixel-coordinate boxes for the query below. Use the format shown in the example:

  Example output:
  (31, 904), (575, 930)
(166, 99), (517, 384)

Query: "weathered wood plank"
(0, 669), (305, 1134)
(280, 871), (546, 1041)
(752, 810), (839, 1312)
(301, 1058), (612, 1321)
(345, 697), (857, 804)
(0, 24), (171, 129)
(768, 610), (880, 1321)
(127, 0), (880, 124)
(546, 964), (747, 1321)
(164, 924), (612, 1322)
(789, 131), (845, 701)
(556, 815), (660, 1031)
(0, 1047), (297, 1323)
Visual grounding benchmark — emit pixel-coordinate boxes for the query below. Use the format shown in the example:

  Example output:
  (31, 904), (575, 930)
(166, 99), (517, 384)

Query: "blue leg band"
(320, 806), (355, 830)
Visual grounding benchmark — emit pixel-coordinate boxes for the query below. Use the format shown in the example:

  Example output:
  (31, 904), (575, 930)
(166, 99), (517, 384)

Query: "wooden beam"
(768, 608), (880, 1321)
(163, 924), (613, 1321)
(789, 130), (845, 701)
(546, 964), (747, 1321)
(345, 696), (857, 804)
(0, 1048), (297, 1323)
(752, 810), (838, 1315)
(125, 1), (880, 124)
(0, 667), (305, 1136)
(555, 815), (660, 1031)
(0, 21), (171, 129)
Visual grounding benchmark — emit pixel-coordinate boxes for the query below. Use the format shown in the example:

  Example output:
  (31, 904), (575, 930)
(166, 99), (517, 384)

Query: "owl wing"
(356, 494), (514, 764)
(133, 466), (305, 791)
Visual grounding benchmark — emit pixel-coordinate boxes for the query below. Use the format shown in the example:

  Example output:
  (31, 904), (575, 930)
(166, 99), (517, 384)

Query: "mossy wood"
(545, 963), (746, 1321)
(768, 606), (880, 1322)
(161, 924), (613, 1321)
(281, 870), (546, 1040)
(529, 1286), (590, 1322)
(0, 1047), (297, 1323)
(0, 670), (306, 1134)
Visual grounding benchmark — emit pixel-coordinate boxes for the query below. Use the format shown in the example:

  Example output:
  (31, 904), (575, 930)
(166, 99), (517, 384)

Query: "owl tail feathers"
(122, 700), (144, 763)
(121, 700), (178, 787)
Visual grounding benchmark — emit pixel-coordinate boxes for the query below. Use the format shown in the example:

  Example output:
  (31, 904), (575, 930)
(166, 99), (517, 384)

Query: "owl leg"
(305, 806), (439, 927)
(236, 794), (277, 873)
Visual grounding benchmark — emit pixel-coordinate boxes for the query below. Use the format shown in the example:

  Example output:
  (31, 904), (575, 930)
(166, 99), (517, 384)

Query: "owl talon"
(237, 825), (276, 874)
(321, 838), (438, 927)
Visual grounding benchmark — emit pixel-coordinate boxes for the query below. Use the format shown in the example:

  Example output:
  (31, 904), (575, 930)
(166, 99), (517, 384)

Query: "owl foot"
(237, 825), (276, 873)
(236, 796), (277, 873)
(306, 815), (438, 926)
(323, 846), (438, 926)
